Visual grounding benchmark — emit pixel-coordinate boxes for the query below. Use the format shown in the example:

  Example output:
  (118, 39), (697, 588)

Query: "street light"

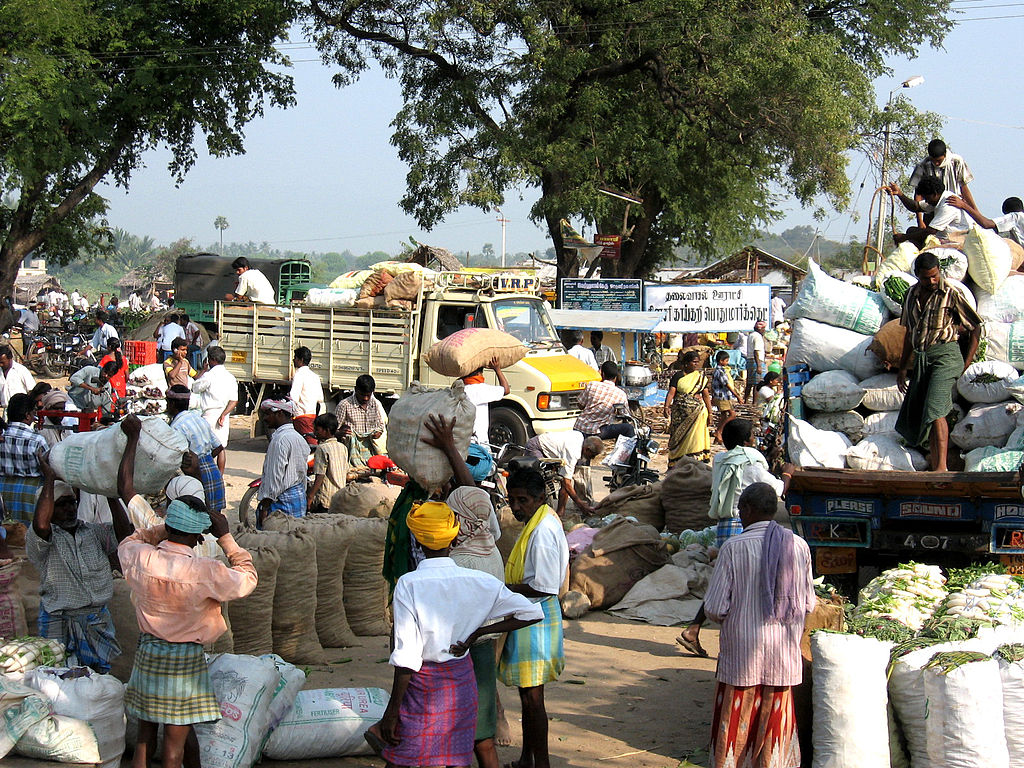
(875, 75), (924, 255)
(495, 208), (509, 268)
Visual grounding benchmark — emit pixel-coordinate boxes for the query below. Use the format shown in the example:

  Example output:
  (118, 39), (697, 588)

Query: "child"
(308, 413), (348, 513)
(756, 371), (782, 405)
(711, 350), (743, 443)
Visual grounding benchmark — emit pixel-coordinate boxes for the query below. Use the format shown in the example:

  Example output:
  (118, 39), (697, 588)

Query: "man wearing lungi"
(896, 251), (982, 471)
(704, 483), (815, 768)
(26, 417), (136, 672)
(367, 500), (541, 767)
(119, 485), (257, 768)
(166, 385), (226, 515)
(499, 468), (570, 768)
(256, 397), (309, 526)
(0, 393), (48, 522)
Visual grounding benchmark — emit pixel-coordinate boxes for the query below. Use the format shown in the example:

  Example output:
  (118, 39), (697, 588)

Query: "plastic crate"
(124, 340), (157, 366)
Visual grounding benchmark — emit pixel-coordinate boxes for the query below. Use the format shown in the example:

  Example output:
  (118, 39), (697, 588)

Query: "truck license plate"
(816, 547), (857, 575)
(1001, 554), (1024, 575)
(231, 351), (247, 363)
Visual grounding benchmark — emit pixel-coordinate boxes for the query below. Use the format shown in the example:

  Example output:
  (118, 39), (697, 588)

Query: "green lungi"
(469, 640), (497, 741)
(896, 341), (963, 448)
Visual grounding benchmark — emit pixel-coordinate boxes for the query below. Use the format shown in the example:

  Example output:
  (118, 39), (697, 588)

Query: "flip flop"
(363, 727), (387, 756)
(676, 634), (709, 658)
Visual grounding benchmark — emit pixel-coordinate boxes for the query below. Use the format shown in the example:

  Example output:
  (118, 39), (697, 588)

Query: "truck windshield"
(490, 298), (560, 347)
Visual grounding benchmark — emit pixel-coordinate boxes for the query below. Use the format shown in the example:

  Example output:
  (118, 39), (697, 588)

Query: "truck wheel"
(489, 406), (530, 447)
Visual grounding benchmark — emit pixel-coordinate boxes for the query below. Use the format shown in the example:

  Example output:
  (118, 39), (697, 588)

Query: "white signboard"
(644, 283), (771, 332)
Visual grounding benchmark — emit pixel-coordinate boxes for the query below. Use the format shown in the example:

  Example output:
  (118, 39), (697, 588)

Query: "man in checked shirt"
(335, 374), (388, 467)
(0, 393), (48, 522)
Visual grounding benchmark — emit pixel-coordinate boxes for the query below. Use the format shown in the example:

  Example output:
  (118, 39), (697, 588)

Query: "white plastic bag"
(23, 666), (126, 768)
(802, 370), (866, 412)
(963, 446), (1024, 472)
(262, 687), (389, 760)
(995, 646), (1024, 767)
(912, 247), (968, 282)
(50, 417), (187, 496)
(194, 653), (283, 768)
(15, 714), (101, 763)
(386, 381), (476, 491)
(950, 401), (1023, 450)
(810, 632), (892, 768)
(859, 373), (904, 412)
(786, 318), (883, 379)
(862, 410), (899, 437)
(976, 274), (1024, 323)
(956, 361), (1020, 404)
(127, 363), (166, 389)
(788, 417), (852, 469)
(846, 436), (926, 471)
(261, 654), (306, 733)
(987, 322), (1024, 370)
(877, 272), (917, 317)
(0, 676), (51, 758)
(966, 225), (1013, 295)
(809, 411), (865, 442)
(786, 260), (890, 335)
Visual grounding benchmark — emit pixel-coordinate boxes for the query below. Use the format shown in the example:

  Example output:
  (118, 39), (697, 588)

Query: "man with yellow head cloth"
(366, 500), (542, 768)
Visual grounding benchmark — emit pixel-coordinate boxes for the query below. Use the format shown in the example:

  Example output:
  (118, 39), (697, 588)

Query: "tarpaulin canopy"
(548, 309), (664, 332)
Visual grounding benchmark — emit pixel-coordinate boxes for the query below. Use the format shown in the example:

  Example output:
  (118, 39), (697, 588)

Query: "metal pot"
(622, 361), (653, 387)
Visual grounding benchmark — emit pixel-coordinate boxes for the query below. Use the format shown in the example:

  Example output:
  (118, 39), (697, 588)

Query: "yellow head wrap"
(407, 501), (461, 550)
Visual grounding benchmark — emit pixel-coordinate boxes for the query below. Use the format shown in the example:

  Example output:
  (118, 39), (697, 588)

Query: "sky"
(97, 13), (1024, 259)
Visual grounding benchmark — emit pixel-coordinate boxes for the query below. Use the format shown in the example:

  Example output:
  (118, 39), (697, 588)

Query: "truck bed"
(790, 466), (1022, 500)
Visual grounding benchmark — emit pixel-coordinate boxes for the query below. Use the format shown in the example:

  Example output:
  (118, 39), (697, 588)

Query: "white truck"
(216, 271), (601, 444)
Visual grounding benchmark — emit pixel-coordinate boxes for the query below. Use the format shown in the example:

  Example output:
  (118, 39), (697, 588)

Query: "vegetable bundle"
(0, 637), (66, 675)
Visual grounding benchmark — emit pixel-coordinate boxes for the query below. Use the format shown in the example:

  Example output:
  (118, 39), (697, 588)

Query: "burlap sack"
(595, 483), (664, 530)
(660, 458), (713, 533)
(358, 270), (394, 298)
(354, 295), (386, 309)
(423, 328), (528, 378)
(559, 590), (591, 619)
(868, 319), (907, 369)
(384, 272), (422, 302)
(228, 538), (284, 657)
(9, 545), (39, 635)
(343, 518), (392, 636)
(801, 596), (845, 663)
(206, 603), (234, 654)
(387, 299), (413, 311)
(264, 513), (360, 648)
(568, 518), (670, 609)
(2, 522), (27, 549)
(109, 577), (139, 683)
(329, 480), (401, 518)
(496, 508), (525, 564)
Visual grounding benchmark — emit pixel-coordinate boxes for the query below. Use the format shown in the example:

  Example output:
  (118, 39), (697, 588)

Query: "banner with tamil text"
(644, 283), (771, 332)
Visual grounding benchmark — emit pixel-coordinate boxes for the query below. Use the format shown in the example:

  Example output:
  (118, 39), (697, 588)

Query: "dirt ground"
(8, 408), (721, 768)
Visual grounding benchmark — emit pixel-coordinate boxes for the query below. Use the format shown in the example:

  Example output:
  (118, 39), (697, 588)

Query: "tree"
(214, 216), (230, 254)
(0, 0), (298, 296)
(307, 0), (953, 280)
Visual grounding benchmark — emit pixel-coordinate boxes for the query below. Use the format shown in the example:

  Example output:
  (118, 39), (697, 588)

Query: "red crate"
(124, 340), (157, 366)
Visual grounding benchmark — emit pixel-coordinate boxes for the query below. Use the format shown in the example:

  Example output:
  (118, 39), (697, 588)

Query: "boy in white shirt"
(948, 195), (1024, 248)
(289, 345), (324, 437)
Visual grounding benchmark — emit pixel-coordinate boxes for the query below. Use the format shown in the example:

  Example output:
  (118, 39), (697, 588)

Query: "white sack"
(305, 288), (358, 308)
(262, 654), (306, 733)
(966, 225), (1013, 295)
(788, 417), (852, 469)
(976, 274), (1024, 323)
(862, 410), (899, 437)
(0, 676), (51, 758)
(15, 714), (101, 763)
(947, 278), (978, 311)
(1007, 374), (1024, 405)
(923, 655), (1009, 768)
(127, 363), (166, 389)
(877, 272), (917, 317)
(786, 260), (890, 335)
(950, 401), (1023, 450)
(263, 687), (389, 760)
(860, 373), (904, 412)
(956, 360), (1020, 403)
(802, 370), (865, 412)
(785, 318), (883, 379)
(995, 648), (1024, 767)
(912, 247), (968, 282)
(846, 435), (926, 471)
(386, 381), (476, 491)
(986, 322), (1024, 370)
(963, 446), (1024, 473)
(809, 410), (865, 442)
(194, 653), (282, 768)
(50, 417), (187, 496)
(23, 666), (125, 768)
(810, 632), (892, 768)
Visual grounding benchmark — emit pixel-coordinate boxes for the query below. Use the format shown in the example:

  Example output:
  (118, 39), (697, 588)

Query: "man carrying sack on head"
(119, 493), (257, 768)
(366, 500), (542, 768)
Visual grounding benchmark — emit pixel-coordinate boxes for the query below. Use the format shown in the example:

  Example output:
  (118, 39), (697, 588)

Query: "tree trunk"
(0, 238), (31, 300)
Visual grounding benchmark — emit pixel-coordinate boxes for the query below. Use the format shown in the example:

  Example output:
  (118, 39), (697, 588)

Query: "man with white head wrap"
(256, 398), (309, 526)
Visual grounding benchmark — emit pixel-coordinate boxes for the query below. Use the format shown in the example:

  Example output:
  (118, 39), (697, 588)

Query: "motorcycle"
(604, 402), (660, 490)
(482, 443), (564, 512)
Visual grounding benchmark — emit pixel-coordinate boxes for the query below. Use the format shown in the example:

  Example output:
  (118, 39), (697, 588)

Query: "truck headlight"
(537, 393), (567, 410)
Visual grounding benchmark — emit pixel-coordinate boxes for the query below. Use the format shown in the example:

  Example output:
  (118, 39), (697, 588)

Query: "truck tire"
(489, 406), (531, 447)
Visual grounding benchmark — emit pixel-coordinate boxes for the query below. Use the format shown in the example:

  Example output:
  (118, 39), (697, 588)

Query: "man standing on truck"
(897, 251), (982, 472)
(335, 374), (388, 467)
(227, 257), (275, 305)
(907, 138), (976, 227)
(947, 195), (1024, 246)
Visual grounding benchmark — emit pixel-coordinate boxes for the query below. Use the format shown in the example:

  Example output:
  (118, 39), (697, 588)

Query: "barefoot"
(495, 691), (513, 746)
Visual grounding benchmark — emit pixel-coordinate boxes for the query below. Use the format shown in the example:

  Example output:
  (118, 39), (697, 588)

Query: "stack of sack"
(315, 261), (436, 310)
(125, 363), (169, 416)
(787, 229), (1024, 472)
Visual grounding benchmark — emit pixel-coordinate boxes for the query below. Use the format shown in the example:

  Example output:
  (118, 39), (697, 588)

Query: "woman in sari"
(664, 350), (713, 465)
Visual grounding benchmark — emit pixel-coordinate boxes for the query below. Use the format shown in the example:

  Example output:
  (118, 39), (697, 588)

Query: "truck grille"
(567, 391), (584, 411)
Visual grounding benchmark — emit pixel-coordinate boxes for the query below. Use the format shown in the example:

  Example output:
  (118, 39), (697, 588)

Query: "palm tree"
(214, 216), (229, 254)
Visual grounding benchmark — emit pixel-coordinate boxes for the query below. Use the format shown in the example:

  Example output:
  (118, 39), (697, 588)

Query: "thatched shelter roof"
(14, 273), (61, 303)
(406, 244), (463, 272)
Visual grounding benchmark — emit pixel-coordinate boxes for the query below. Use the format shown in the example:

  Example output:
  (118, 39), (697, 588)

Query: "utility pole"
(875, 76), (924, 257)
(496, 210), (509, 267)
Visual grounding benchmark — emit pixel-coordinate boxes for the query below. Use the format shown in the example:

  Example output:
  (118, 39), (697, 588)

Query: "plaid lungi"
(0, 475), (43, 523)
(125, 633), (221, 725)
(197, 452), (226, 513)
(499, 595), (564, 688)
(716, 518), (744, 548)
(38, 604), (120, 673)
(269, 482), (306, 518)
(381, 655), (477, 767)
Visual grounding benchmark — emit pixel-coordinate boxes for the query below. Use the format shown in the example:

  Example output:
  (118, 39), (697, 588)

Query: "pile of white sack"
(787, 228), (1024, 472)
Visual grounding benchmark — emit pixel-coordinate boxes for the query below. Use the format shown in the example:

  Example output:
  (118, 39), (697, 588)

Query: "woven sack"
(343, 518), (392, 636)
(660, 457), (713, 533)
(329, 479), (401, 518)
(227, 538), (284, 657)
(423, 327), (528, 378)
(383, 272), (422, 302)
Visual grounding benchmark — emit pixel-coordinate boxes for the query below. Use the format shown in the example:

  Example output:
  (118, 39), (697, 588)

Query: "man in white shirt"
(888, 177), (971, 249)
(289, 346), (325, 437)
(908, 138), (976, 227)
(564, 331), (598, 370)
(227, 257), (275, 304)
(181, 312), (203, 368)
(153, 313), (185, 362)
(366, 500), (542, 764)
(70, 290), (81, 308)
(525, 430), (603, 517)
(127, 292), (142, 312)
(87, 309), (119, 356)
(460, 357), (510, 446)
(948, 195), (1024, 247)
(191, 346), (238, 448)
(0, 345), (36, 409)
(770, 294), (786, 325)
(743, 320), (767, 402)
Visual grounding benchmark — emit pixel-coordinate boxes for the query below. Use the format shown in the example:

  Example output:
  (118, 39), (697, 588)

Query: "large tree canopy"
(0, 0), (298, 296)
(308, 0), (951, 278)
